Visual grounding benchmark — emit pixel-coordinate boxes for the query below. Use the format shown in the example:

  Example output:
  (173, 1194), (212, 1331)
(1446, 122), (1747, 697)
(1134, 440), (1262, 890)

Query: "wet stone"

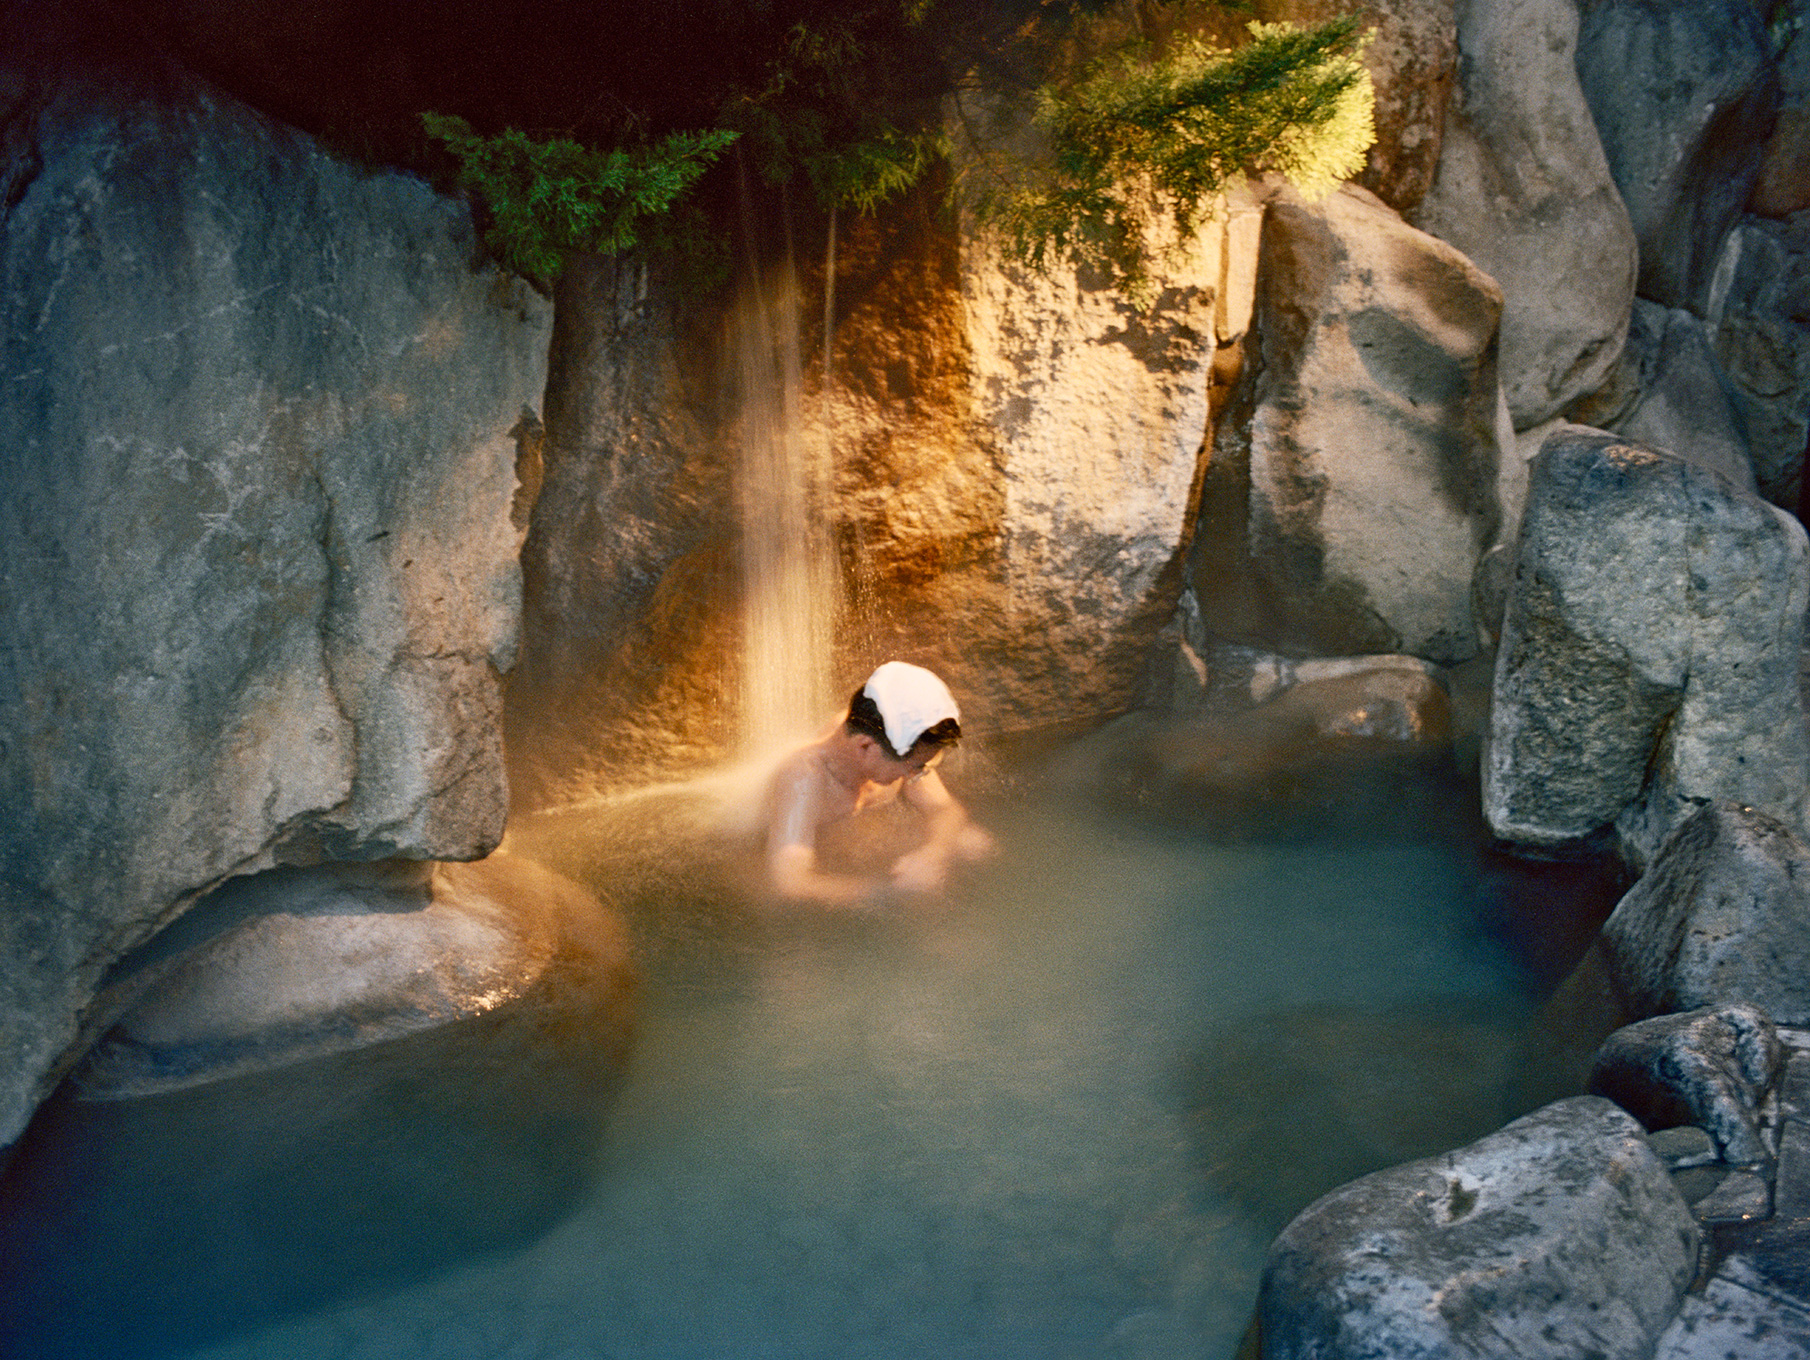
(1782, 1050), (1810, 1124)
(1673, 1164), (1731, 1207)
(1693, 1170), (1773, 1226)
(1652, 1125), (1720, 1170)
(1778, 1122), (1810, 1221)
(1653, 1256), (1810, 1360)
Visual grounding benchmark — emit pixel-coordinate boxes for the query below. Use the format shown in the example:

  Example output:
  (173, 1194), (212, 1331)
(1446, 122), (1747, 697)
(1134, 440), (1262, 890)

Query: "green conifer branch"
(421, 113), (739, 282)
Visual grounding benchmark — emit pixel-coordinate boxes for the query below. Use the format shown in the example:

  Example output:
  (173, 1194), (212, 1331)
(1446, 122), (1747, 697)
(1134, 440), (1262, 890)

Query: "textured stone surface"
(1408, 0), (1637, 427)
(1613, 303), (1757, 494)
(1654, 1255), (1810, 1359)
(512, 163), (1264, 800)
(0, 58), (550, 1145)
(1708, 214), (1810, 509)
(70, 852), (617, 1098)
(1589, 1004), (1782, 1165)
(1257, 0), (1457, 213)
(1259, 1096), (1699, 1360)
(1601, 804), (1810, 1027)
(1753, 2), (1810, 219)
(505, 254), (732, 808)
(1204, 183), (1502, 664)
(1575, 0), (1780, 313)
(1484, 431), (1809, 864)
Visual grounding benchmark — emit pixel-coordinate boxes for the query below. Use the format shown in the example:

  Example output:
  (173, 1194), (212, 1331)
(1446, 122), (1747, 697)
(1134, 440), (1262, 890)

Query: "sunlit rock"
(1258, 0), (1458, 213)
(1589, 1003), (1783, 1167)
(1574, 0), (1779, 314)
(1485, 430), (1809, 867)
(72, 853), (628, 1099)
(1408, 0), (1637, 427)
(0, 52), (550, 1145)
(1259, 1096), (1699, 1360)
(512, 165), (1267, 797)
(1708, 215), (1810, 509)
(1200, 183), (1503, 665)
(1602, 804), (1810, 1029)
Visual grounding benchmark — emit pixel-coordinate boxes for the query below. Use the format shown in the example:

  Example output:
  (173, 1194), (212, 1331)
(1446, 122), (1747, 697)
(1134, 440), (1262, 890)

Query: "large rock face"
(1485, 430), (1810, 867)
(0, 59), (551, 1145)
(1408, 0), (1637, 428)
(1195, 183), (1502, 665)
(1708, 214), (1810, 509)
(510, 169), (1266, 800)
(1259, 1096), (1699, 1360)
(1575, 0), (1780, 314)
(1609, 302), (1757, 495)
(1602, 804), (1810, 1028)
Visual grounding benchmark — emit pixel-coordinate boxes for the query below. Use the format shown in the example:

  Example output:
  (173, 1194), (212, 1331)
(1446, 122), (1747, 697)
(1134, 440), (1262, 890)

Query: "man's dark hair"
(845, 685), (961, 761)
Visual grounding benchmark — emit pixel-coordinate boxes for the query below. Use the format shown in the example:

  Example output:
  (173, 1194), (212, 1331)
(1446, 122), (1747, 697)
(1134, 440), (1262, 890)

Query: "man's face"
(858, 736), (941, 783)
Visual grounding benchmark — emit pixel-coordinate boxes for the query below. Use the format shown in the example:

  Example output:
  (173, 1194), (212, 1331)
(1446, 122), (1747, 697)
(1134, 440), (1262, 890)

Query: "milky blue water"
(0, 752), (1558, 1360)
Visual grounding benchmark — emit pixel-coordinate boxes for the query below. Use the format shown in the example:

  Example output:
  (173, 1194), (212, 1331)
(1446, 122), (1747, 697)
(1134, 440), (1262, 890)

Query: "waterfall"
(731, 256), (844, 758)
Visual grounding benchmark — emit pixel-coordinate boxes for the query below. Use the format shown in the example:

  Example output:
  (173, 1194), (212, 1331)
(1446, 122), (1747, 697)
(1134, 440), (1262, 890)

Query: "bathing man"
(764, 661), (995, 905)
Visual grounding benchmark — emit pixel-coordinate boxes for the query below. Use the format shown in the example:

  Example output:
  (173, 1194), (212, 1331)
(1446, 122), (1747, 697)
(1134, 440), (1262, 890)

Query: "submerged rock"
(1259, 1096), (1699, 1360)
(0, 45), (550, 1146)
(73, 852), (629, 1099)
(1408, 0), (1637, 427)
(1484, 430), (1809, 866)
(1600, 804), (1810, 1029)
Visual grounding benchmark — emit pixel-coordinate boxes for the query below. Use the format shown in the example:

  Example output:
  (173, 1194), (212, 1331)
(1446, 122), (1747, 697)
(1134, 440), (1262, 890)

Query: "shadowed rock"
(1601, 803), (1810, 1028)
(1408, 0), (1637, 427)
(0, 44), (551, 1147)
(1485, 430), (1809, 867)
(1575, 0), (1780, 314)
(1589, 1004), (1783, 1167)
(1259, 1096), (1699, 1360)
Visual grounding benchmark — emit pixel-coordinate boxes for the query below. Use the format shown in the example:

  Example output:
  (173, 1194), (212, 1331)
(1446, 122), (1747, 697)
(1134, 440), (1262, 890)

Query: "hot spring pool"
(0, 747), (1590, 1360)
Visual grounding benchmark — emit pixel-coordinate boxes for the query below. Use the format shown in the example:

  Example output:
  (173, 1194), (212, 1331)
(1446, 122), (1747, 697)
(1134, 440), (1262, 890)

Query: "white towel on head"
(863, 661), (959, 756)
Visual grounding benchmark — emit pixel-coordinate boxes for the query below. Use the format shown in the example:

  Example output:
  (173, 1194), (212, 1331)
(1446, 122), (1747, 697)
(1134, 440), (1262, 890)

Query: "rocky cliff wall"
(0, 55), (550, 1147)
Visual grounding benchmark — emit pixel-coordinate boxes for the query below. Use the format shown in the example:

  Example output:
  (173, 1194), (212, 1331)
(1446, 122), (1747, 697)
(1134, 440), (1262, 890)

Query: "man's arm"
(891, 769), (996, 892)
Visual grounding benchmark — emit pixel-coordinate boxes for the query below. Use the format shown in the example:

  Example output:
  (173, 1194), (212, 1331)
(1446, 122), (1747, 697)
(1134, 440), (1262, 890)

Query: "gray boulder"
(1708, 213), (1810, 509)
(1601, 803), (1810, 1027)
(1484, 430), (1809, 866)
(1752, 0), (1810, 218)
(1575, 0), (1780, 313)
(1611, 302), (1757, 495)
(1588, 1003), (1783, 1167)
(1259, 1096), (1700, 1360)
(1204, 183), (1502, 664)
(1408, 0), (1637, 427)
(0, 58), (550, 1145)
(72, 852), (627, 1099)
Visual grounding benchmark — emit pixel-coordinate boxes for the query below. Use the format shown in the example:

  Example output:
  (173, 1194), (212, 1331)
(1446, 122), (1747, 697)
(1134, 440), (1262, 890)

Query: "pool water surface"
(0, 750), (1556, 1360)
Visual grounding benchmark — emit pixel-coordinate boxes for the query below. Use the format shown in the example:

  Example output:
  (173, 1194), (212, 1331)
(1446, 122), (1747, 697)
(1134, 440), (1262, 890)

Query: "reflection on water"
(2, 752), (1554, 1360)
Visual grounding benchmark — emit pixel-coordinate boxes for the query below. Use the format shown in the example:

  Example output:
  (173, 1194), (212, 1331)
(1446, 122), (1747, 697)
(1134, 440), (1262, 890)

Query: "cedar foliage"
(420, 114), (739, 282)
(969, 15), (1375, 302)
